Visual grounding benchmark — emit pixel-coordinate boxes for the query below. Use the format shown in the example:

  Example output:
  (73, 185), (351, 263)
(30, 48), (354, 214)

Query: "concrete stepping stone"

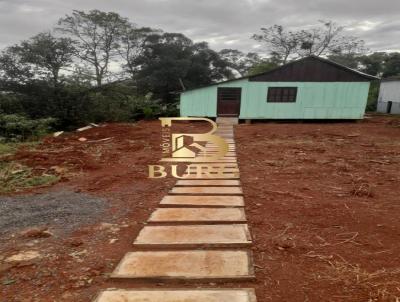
(200, 159), (237, 163)
(184, 173), (240, 179)
(160, 195), (244, 207)
(176, 179), (240, 186)
(111, 250), (254, 280)
(133, 224), (251, 247)
(183, 173), (240, 179)
(148, 207), (246, 223)
(95, 289), (257, 302)
(170, 186), (242, 195)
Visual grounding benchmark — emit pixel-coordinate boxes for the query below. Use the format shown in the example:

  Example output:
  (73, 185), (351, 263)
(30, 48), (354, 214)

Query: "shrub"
(0, 114), (56, 142)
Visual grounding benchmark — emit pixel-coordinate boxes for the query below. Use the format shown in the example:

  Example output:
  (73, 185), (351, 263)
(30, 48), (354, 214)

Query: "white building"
(377, 77), (400, 114)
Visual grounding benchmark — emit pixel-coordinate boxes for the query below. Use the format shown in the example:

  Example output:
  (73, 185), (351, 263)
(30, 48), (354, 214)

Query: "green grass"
(0, 162), (59, 193)
(0, 141), (39, 156)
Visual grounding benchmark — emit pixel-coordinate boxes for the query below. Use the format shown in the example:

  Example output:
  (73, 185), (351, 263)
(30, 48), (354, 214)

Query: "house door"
(217, 87), (241, 117)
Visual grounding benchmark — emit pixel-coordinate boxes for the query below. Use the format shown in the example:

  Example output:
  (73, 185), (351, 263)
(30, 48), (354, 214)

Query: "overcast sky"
(0, 0), (399, 54)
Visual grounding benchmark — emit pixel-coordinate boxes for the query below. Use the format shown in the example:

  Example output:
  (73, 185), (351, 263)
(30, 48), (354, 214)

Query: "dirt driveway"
(0, 116), (399, 301)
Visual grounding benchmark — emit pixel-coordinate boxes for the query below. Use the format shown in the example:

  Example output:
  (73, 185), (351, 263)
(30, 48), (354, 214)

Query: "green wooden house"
(180, 56), (378, 120)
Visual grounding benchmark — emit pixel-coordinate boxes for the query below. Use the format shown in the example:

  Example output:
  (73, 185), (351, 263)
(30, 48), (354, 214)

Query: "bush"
(0, 114), (56, 142)
(366, 81), (380, 112)
(0, 80), (180, 132)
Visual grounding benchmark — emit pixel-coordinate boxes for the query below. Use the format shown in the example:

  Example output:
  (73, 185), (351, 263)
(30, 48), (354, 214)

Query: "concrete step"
(95, 289), (257, 302)
(160, 195), (244, 207)
(182, 174), (240, 179)
(170, 187), (242, 195)
(111, 250), (254, 280)
(133, 224), (251, 247)
(216, 117), (239, 125)
(148, 207), (246, 223)
(176, 179), (240, 186)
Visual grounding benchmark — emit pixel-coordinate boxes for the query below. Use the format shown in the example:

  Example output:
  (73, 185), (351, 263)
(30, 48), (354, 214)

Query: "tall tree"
(252, 25), (300, 64)
(218, 49), (262, 77)
(57, 10), (129, 86)
(253, 21), (366, 64)
(135, 33), (231, 102)
(0, 32), (74, 90)
(119, 26), (160, 79)
(16, 32), (75, 86)
(383, 53), (400, 77)
(0, 47), (33, 87)
(358, 52), (387, 76)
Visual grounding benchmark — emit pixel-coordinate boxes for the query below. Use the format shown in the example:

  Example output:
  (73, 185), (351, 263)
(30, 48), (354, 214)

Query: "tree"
(358, 52), (387, 76)
(135, 33), (231, 102)
(252, 25), (300, 64)
(383, 53), (400, 78)
(14, 32), (75, 86)
(247, 59), (279, 76)
(218, 49), (262, 77)
(328, 53), (360, 69)
(253, 21), (366, 64)
(57, 10), (129, 86)
(0, 47), (33, 87)
(119, 26), (160, 79)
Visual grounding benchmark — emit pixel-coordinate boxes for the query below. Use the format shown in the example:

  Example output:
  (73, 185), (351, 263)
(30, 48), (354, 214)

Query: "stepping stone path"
(95, 119), (257, 301)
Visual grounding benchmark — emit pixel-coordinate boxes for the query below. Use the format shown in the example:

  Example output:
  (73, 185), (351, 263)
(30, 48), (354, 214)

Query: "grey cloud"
(0, 0), (399, 53)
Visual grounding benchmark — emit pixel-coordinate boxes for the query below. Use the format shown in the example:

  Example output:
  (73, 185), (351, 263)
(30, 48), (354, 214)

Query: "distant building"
(377, 77), (400, 114)
(180, 56), (378, 120)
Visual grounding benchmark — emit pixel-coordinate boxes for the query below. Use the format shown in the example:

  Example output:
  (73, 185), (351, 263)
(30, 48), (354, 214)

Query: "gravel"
(0, 189), (108, 235)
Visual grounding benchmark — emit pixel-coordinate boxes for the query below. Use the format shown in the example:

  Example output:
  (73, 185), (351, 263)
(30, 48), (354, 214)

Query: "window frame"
(267, 87), (298, 103)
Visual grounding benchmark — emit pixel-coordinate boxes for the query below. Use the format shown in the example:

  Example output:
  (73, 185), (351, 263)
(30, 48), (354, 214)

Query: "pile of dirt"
(9, 122), (161, 179)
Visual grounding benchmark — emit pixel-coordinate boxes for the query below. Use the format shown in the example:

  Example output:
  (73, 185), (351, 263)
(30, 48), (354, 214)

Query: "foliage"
(0, 114), (56, 142)
(135, 33), (231, 102)
(0, 141), (38, 156)
(218, 49), (262, 77)
(383, 53), (400, 77)
(57, 10), (129, 86)
(119, 26), (161, 78)
(247, 59), (279, 76)
(0, 161), (59, 193)
(253, 21), (366, 64)
(0, 33), (75, 87)
(366, 81), (380, 112)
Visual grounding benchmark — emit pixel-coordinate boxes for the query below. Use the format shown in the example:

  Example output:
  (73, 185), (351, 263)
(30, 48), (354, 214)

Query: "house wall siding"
(180, 79), (370, 119)
(377, 81), (400, 114)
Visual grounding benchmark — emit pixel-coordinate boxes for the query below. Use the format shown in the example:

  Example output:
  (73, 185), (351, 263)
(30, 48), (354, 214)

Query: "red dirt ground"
(0, 116), (399, 302)
(236, 115), (400, 302)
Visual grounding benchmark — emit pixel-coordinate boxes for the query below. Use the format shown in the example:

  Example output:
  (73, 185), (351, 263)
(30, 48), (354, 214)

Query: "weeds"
(0, 162), (59, 193)
(0, 141), (39, 157)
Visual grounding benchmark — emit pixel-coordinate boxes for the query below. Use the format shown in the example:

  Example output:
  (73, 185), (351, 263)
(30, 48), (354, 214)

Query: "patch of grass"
(0, 141), (39, 156)
(0, 162), (59, 193)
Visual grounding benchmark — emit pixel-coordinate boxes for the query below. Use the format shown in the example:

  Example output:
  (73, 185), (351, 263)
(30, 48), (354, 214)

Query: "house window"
(267, 87), (297, 103)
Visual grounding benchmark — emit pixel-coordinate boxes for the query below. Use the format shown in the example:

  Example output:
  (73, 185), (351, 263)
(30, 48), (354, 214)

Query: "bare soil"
(236, 115), (400, 302)
(0, 116), (399, 302)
